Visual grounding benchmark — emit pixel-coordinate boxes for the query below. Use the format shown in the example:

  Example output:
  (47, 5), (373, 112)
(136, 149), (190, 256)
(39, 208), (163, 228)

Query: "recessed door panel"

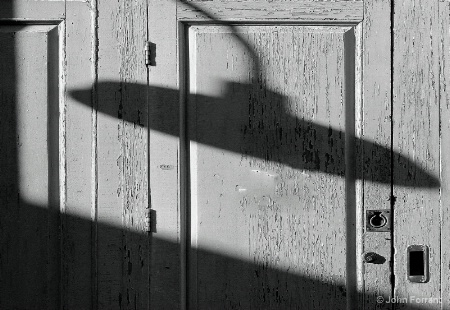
(187, 25), (356, 309)
(0, 24), (60, 310)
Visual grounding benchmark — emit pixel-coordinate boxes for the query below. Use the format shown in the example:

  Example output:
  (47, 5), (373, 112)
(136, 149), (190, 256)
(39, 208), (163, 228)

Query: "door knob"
(364, 252), (377, 263)
(363, 252), (386, 264)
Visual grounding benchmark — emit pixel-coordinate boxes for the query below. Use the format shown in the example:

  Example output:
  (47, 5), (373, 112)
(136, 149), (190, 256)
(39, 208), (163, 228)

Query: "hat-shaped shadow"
(70, 81), (439, 188)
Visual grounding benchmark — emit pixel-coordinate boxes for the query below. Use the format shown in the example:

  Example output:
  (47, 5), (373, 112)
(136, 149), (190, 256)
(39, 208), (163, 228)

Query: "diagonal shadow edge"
(2, 199), (431, 310)
(0, 0), (441, 309)
(70, 82), (440, 189)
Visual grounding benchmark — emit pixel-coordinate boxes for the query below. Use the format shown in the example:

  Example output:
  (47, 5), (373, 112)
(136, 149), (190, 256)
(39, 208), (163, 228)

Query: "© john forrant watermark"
(377, 295), (443, 304)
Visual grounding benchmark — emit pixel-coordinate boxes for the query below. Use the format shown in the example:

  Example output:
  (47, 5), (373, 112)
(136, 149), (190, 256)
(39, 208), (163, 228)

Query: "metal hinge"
(145, 41), (151, 66)
(145, 209), (156, 233)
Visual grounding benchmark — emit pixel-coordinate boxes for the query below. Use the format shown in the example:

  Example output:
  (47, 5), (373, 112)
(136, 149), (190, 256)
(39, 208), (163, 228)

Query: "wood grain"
(97, 0), (149, 308)
(360, 0), (392, 308)
(0, 0), (64, 20)
(393, 0), (441, 307)
(148, 0), (182, 309)
(63, 2), (94, 309)
(0, 25), (60, 310)
(440, 3), (450, 309)
(188, 25), (352, 309)
(178, 1), (363, 22)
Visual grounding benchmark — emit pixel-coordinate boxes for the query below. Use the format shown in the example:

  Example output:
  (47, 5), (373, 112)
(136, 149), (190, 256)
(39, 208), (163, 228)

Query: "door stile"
(179, 17), (190, 310)
(393, 0), (441, 306)
(354, 20), (365, 310)
(360, 0), (394, 308)
(149, 0), (181, 309)
(344, 26), (359, 310)
(439, 2), (450, 309)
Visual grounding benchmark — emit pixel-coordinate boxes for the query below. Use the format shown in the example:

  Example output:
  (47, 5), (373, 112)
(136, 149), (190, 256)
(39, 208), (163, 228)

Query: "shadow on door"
(0, 0), (441, 309)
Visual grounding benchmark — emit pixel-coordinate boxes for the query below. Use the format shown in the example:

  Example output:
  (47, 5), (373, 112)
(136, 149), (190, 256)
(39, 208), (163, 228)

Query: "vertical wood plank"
(361, 0), (392, 308)
(393, 0), (441, 306)
(96, 0), (149, 308)
(148, 0), (181, 308)
(63, 2), (94, 308)
(440, 2), (450, 309)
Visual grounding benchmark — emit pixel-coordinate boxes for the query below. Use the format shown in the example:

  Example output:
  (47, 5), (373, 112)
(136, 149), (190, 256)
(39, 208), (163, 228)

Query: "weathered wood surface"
(0, 2), (96, 309)
(1, 0), (448, 309)
(147, 0), (416, 308)
(393, 0), (441, 307)
(187, 25), (352, 309)
(360, 0), (392, 309)
(96, 0), (149, 309)
(0, 0), (64, 20)
(178, 1), (363, 22)
(440, 3), (450, 309)
(63, 1), (94, 309)
(148, 0), (181, 309)
(0, 25), (60, 310)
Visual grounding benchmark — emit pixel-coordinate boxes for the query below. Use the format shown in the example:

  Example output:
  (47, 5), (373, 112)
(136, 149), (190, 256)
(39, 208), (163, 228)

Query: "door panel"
(188, 25), (353, 309)
(0, 24), (60, 310)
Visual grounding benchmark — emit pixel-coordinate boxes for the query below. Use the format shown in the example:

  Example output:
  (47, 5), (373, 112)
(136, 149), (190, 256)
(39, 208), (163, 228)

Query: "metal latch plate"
(366, 209), (391, 232)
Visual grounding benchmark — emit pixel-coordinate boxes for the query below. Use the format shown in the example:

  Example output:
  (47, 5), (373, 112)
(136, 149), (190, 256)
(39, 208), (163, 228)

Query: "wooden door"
(149, 1), (380, 309)
(0, 1), (93, 309)
(1, 0), (448, 309)
(1, 0), (151, 309)
(149, 0), (449, 309)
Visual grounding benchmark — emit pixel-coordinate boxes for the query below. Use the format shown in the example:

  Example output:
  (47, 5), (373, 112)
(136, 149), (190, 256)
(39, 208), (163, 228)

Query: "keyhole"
(369, 212), (387, 228)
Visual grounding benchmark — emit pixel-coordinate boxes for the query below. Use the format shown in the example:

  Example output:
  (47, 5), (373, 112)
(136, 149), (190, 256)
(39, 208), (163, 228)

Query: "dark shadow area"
(71, 81), (439, 188)
(0, 61), (438, 309)
(0, 23), (61, 309)
(0, 200), (434, 309)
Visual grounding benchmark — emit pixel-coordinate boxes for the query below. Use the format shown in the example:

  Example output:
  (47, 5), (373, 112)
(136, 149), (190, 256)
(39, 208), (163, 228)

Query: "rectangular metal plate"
(407, 245), (429, 283)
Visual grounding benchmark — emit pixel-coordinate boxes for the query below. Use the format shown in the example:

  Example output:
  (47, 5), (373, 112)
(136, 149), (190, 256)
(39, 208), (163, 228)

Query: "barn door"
(148, 0), (393, 309)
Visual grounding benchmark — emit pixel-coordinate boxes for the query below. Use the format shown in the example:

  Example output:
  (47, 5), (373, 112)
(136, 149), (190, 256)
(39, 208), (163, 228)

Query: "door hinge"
(145, 209), (156, 233)
(145, 41), (151, 66)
